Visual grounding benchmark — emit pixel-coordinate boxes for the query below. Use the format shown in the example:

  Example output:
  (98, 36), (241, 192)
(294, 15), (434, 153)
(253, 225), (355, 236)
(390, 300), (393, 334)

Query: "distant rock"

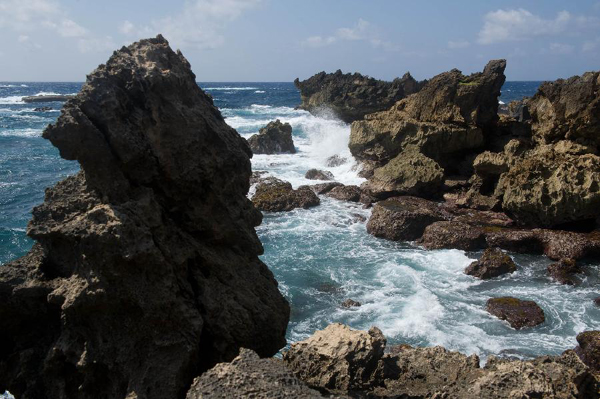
(341, 299), (361, 308)
(33, 106), (52, 112)
(294, 70), (422, 123)
(252, 177), (320, 212)
(247, 119), (296, 154)
(327, 185), (361, 202)
(465, 248), (517, 279)
(547, 258), (581, 285)
(486, 297), (545, 329)
(326, 154), (348, 167)
(22, 94), (75, 103)
(305, 168), (334, 180)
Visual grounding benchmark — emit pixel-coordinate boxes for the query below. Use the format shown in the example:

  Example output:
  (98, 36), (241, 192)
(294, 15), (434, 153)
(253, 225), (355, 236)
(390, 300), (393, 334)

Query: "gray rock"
(248, 119), (296, 154)
(305, 169), (334, 180)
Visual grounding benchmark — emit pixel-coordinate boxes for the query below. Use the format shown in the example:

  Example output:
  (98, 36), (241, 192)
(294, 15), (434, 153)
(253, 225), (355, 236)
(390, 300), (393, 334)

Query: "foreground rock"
(574, 331), (600, 373)
(305, 168), (334, 180)
(247, 119), (296, 154)
(547, 258), (581, 285)
(22, 94), (75, 103)
(326, 185), (361, 202)
(186, 349), (323, 398)
(465, 248), (517, 279)
(486, 297), (545, 329)
(282, 324), (598, 398)
(294, 70), (422, 123)
(252, 177), (320, 211)
(0, 36), (290, 399)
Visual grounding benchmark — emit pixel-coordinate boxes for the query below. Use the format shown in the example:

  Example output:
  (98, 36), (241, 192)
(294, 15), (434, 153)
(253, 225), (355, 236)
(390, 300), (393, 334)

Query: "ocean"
(1, 81), (598, 362)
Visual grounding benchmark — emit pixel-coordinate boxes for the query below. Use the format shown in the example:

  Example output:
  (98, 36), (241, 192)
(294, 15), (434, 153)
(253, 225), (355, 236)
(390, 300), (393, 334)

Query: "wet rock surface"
(252, 178), (320, 212)
(0, 36), (290, 399)
(341, 299), (361, 308)
(486, 297), (545, 329)
(305, 168), (334, 180)
(574, 331), (600, 373)
(247, 119), (296, 154)
(310, 181), (343, 194)
(326, 154), (347, 167)
(295, 69), (422, 123)
(326, 185), (362, 202)
(465, 247), (517, 279)
(547, 258), (581, 285)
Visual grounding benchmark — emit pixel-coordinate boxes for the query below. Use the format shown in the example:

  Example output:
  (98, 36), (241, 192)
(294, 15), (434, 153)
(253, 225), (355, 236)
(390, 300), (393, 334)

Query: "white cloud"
(77, 36), (116, 54)
(547, 42), (574, 55)
(448, 40), (470, 49)
(132, 0), (262, 50)
(583, 38), (600, 52)
(336, 18), (369, 41)
(478, 9), (572, 44)
(18, 34), (29, 43)
(120, 20), (135, 35)
(302, 18), (398, 51)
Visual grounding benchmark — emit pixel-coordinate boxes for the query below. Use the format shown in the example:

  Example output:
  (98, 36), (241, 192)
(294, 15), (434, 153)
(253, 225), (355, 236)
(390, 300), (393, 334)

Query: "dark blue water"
(5, 81), (596, 363)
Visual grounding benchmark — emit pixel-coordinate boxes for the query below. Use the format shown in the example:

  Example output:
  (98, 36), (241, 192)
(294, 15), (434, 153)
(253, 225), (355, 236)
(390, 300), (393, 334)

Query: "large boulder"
(294, 70), (422, 123)
(247, 119), (296, 154)
(486, 297), (545, 330)
(574, 331), (600, 373)
(0, 36), (290, 399)
(252, 178), (320, 212)
(326, 185), (362, 202)
(465, 247), (517, 279)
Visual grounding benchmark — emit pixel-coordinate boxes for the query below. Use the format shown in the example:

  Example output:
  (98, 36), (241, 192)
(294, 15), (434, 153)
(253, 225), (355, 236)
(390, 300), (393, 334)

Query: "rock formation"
(0, 36), (290, 399)
(486, 297), (545, 329)
(326, 185), (362, 202)
(305, 168), (334, 180)
(252, 177), (320, 212)
(574, 331), (600, 373)
(547, 258), (582, 285)
(465, 247), (517, 279)
(247, 119), (296, 154)
(294, 70), (422, 123)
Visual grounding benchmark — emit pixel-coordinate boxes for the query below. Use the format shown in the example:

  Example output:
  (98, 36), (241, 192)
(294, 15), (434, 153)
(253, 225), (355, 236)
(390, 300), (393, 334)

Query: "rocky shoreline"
(0, 36), (599, 399)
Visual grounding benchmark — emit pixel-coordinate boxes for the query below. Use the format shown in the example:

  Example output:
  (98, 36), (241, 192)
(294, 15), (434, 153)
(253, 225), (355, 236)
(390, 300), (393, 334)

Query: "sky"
(1, 0), (600, 82)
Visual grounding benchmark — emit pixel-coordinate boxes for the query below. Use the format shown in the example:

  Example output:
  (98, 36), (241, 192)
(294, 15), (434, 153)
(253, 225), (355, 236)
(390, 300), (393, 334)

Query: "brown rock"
(341, 299), (361, 308)
(486, 297), (545, 329)
(252, 178), (320, 212)
(247, 119), (296, 154)
(326, 185), (361, 202)
(547, 258), (581, 285)
(310, 181), (344, 194)
(419, 221), (487, 251)
(305, 169), (334, 180)
(595, 297), (600, 307)
(574, 331), (600, 374)
(465, 248), (517, 279)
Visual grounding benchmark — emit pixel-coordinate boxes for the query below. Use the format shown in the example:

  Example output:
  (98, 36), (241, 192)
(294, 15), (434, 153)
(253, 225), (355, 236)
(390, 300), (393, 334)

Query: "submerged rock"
(326, 154), (348, 167)
(0, 36), (290, 399)
(341, 299), (361, 308)
(247, 119), (296, 154)
(486, 297), (545, 329)
(294, 70), (422, 123)
(252, 177), (320, 212)
(547, 258), (581, 285)
(465, 248), (517, 279)
(305, 168), (334, 180)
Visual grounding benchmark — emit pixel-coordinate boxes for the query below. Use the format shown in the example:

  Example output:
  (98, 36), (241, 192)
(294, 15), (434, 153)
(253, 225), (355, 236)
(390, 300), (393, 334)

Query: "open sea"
(1, 81), (599, 364)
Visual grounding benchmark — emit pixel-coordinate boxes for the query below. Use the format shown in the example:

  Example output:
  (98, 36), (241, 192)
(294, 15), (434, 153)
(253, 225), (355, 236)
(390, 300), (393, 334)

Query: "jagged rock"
(0, 36), (290, 399)
(341, 299), (361, 308)
(282, 323), (386, 392)
(486, 297), (545, 329)
(326, 185), (361, 202)
(247, 119), (296, 154)
(310, 181), (343, 194)
(185, 348), (323, 399)
(366, 196), (445, 241)
(465, 248), (517, 279)
(326, 155), (347, 167)
(507, 99), (531, 122)
(574, 331), (600, 374)
(419, 221), (487, 251)
(294, 70), (422, 123)
(305, 169), (334, 180)
(547, 258), (581, 285)
(252, 178), (320, 212)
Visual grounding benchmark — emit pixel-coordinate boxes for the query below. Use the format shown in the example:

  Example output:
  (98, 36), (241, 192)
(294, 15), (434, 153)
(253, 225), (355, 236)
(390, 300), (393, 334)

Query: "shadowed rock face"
(0, 36), (289, 399)
(247, 119), (296, 154)
(294, 70), (422, 123)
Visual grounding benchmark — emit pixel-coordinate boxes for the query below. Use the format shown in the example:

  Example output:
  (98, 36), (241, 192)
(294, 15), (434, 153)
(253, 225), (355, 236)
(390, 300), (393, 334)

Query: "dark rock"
(185, 348), (323, 399)
(366, 196), (445, 241)
(316, 282), (343, 294)
(252, 178), (320, 212)
(351, 213), (367, 223)
(247, 119), (296, 154)
(574, 331), (600, 373)
(305, 168), (334, 180)
(341, 299), (361, 308)
(326, 154), (347, 167)
(508, 99), (531, 122)
(33, 106), (52, 112)
(595, 297), (600, 307)
(326, 185), (361, 202)
(486, 297), (545, 329)
(465, 248), (517, 279)
(22, 94), (75, 103)
(310, 181), (343, 194)
(295, 70), (422, 123)
(0, 36), (289, 399)
(419, 221), (487, 251)
(250, 170), (268, 185)
(547, 258), (581, 285)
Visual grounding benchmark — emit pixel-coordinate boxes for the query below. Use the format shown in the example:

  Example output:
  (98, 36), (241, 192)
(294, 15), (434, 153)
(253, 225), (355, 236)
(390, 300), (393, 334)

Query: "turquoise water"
(1, 81), (598, 362)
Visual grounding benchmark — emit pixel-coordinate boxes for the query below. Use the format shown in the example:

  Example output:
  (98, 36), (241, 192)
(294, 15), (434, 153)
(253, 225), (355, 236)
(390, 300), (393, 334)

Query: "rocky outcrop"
(294, 70), (422, 123)
(350, 60), (506, 199)
(547, 258), (581, 285)
(310, 181), (343, 194)
(22, 94), (75, 103)
(486, 297), (545, 329)
(305, 169), (334, 180)
(247, 119), (296, 154)
(252, 177), (320, 211)
(574, 331), (600, 373)
(185, 349), (323, 398)
(0, 36), (290, 399)
(326, 185), (361, 202)
(465, 248), (517, 279)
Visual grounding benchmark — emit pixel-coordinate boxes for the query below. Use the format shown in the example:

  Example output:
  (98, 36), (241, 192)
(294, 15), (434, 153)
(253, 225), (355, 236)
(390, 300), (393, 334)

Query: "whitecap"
(255, 90), (266, 93)
(0, 128), (42, 137)
(0, 96), (24, 104)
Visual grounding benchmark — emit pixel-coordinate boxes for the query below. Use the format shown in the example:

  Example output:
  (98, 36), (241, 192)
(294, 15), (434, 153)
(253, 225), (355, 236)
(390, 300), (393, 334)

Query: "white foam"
(0, 96), (24, 105)
(255, 90), (266, 93)
(0, 128), (42, 137)
(499, 100), (505, 105)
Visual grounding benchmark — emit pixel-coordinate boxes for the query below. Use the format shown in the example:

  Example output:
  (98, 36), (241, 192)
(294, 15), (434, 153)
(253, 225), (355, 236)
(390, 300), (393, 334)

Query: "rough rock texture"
(0, 36), (290, 399)
(252, 178), (320, 212)
(326, 155), (347, 167)
(486, 297), (545, 329)
(326, 185), (362, 202)
(305, 169), (334, 180)
(547, 258), (581, 285)
(419, 221), (487, 251)
(247, 119), (296, 154)
(294, 70), (422, 123)
(282, 323), (386, 392)
(574, 331), (600, 374)
(341, 299), (361, 308)
(366, 196), (445, 241)
(310, 181), (343, 195)
(185, 349), (324, 399)
(465, 247), (517, 279)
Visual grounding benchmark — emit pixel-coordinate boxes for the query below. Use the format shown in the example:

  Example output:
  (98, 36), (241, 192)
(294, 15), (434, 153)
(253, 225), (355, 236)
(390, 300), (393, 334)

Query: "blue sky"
(1, 0), (600, 81)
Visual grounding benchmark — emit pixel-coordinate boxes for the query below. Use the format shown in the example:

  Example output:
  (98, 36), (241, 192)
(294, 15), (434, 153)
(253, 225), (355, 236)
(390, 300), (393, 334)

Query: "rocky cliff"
(294, 70), (423, 123)
(0, 36), (289, 399)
